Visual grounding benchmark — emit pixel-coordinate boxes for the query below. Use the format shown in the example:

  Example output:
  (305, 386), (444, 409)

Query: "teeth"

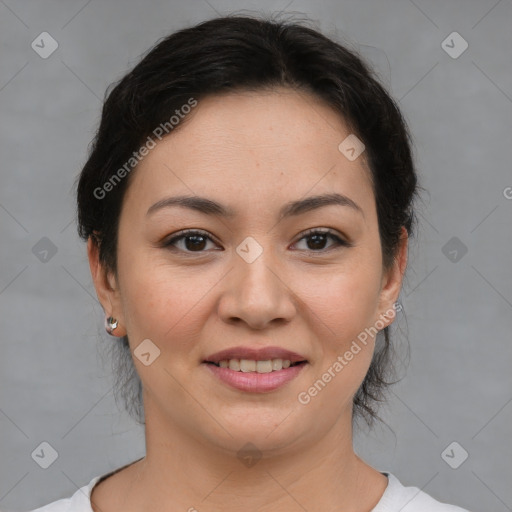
(272, 358), (283, 370)
(216, 358), (296, 372)
(256, 360), (273, 373)
(228, 359), (240, 371)
(240, 359), (256, 372)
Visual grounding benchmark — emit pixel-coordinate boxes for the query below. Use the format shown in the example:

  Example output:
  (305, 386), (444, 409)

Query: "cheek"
(296, 270), (381, 413)
(292, 254), (383, 401)
(117, 252), (220, 351)
(297, 261), (382, 342)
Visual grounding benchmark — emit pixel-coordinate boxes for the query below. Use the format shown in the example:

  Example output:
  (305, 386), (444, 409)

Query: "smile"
(207, 358), (305, 373)
(203, 360), (308, 393)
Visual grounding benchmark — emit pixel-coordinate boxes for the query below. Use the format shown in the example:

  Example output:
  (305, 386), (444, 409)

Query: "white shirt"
(28, 471), (471, 512)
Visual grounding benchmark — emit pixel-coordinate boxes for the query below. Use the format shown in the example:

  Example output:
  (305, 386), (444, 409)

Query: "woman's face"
(90, 88), (406, 454)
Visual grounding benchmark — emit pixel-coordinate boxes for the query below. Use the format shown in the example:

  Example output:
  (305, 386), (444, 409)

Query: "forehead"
(124, 88), (375, 220)
(160, 87), (359, 156)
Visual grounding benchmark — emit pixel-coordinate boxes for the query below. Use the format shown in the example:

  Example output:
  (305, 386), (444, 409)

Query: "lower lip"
(203, 362), (307, 393)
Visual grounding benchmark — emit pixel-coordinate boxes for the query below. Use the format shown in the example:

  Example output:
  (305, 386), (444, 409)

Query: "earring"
(105, 316), (119, 335)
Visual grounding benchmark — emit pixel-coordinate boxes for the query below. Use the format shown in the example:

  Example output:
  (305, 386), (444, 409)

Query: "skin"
(88, 87), (408, 512)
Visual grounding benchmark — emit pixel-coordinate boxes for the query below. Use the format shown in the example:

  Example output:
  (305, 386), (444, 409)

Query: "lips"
(203, 346), (308, 365)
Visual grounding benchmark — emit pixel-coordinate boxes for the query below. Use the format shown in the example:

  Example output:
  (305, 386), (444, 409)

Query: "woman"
(31, 14), (471, 512)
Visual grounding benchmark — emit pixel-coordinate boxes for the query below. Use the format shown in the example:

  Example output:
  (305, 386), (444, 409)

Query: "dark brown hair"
(76, 14), (419, 428)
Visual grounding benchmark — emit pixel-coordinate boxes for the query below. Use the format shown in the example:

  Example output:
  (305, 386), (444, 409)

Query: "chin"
(209, 407), (304, 452)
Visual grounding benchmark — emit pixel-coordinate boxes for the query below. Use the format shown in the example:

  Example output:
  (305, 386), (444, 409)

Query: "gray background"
(1, 0), (511, 510)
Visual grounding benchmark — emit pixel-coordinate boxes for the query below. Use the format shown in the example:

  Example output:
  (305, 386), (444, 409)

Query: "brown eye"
(293, 229), (350, 252)
(164, 230), (217, 253)
(163, 228), (350, 256)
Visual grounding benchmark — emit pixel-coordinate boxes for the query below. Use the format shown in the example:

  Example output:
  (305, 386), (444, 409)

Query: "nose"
(217, 243), (297, 330)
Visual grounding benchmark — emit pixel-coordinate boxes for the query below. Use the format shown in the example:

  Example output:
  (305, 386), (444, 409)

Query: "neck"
(113, 401), (387, 512)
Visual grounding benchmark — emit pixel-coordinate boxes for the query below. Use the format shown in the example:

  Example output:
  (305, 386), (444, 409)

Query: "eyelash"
(163, 228), (351, 255)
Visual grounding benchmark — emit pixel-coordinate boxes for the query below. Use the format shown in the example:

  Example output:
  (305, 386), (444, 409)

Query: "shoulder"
(27, 475), (102, 512)
(28, 457), (145, 511)
(373, 472), (472, 512)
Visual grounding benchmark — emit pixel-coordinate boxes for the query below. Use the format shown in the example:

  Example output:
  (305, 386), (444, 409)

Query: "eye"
(163, 228), (351, 255)
(292, 228), (350, 252)
(163, 229), (219, 253)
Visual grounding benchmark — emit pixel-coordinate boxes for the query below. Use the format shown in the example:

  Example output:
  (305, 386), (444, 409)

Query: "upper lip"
(204, 346), (308, 364)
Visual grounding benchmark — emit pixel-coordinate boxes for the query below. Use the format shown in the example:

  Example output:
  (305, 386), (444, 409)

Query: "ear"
(376, 226), (408, 327)
(87, 235), (127, 337)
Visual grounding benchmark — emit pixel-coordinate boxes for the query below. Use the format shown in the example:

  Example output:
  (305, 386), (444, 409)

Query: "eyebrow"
(146, 192), (364, 220)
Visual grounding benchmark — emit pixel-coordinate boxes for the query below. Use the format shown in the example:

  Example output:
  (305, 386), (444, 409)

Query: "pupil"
(186, 235), (206, 251)
(308, 234), (326, 250)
